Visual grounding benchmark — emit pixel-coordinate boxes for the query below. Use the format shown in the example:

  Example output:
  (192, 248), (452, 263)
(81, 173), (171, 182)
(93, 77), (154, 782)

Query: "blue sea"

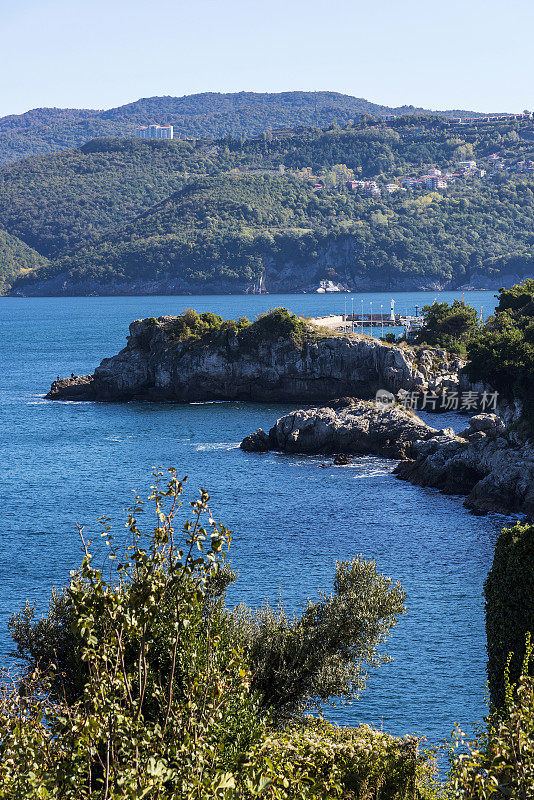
(0, 290), (510, 755)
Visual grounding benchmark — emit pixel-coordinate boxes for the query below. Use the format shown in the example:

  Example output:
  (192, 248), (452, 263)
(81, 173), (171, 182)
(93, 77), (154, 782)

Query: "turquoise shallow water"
(0, 291), (509, 752)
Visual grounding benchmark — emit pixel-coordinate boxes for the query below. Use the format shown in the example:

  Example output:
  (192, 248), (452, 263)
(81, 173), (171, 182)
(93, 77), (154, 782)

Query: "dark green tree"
(484, 522), (534, 708)
(466, 279), (534, 428)
(414, 299), (478, 353)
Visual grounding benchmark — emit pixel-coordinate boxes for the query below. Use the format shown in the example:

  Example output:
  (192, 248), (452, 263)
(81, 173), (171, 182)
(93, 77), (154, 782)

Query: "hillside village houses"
(339, 157), (493, 196)
(398, 159), (491, 191)
(307, 148), (533, 196)
(486, 153), (534, 173)
(344, 180), (381, 195)
(514, 160), (534, 173)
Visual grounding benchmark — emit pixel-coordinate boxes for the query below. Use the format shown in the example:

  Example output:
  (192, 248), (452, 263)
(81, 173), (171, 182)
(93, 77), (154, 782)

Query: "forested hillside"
(15, 172), (534, 294)
(0, 230), (49, 293)
(0, 90), (486, 166)
(0, 138), (222, 257)
(3, 113), (534, 295)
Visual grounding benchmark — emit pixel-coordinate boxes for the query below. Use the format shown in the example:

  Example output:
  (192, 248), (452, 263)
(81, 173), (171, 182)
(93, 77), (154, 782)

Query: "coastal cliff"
(46, 309), (469, 403)
(10, 241), (520, 297)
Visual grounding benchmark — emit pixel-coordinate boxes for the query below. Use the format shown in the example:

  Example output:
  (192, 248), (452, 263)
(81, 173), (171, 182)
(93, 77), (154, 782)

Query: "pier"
(308, 311), (424, 335)
(308, 296), (488, 339)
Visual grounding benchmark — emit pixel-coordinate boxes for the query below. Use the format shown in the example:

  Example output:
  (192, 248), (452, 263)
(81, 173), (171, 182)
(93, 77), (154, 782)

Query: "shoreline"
(4, 283), (512, 298)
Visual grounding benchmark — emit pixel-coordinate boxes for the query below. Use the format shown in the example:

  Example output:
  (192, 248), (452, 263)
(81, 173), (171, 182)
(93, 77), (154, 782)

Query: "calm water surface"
(0, 291), (509, 751)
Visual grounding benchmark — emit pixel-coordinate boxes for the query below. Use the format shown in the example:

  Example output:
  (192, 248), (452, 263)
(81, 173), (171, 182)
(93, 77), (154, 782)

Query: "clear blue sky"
(2, 0), (533, 117)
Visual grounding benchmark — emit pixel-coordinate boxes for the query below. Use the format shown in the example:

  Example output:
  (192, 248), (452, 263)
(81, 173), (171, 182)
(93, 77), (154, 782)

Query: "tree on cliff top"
(413, 299), (479, 354)
(161, 307), (309, 349)
(465, 279), (534, 428)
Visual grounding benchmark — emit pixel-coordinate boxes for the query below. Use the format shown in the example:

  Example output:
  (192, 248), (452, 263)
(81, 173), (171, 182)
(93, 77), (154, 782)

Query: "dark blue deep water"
(0, 291), (510, 753)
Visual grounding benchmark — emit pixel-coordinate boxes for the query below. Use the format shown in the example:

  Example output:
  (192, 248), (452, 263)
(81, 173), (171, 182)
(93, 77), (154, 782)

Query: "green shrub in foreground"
(450, 635), (534, 799)
(484, 522), (534, 708)
(1, 469), (439, 798)
(263, 719), (441, 799)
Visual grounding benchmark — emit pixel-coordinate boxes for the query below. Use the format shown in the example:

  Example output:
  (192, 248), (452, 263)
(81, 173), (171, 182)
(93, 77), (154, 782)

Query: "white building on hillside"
(135, 124), (174, 139)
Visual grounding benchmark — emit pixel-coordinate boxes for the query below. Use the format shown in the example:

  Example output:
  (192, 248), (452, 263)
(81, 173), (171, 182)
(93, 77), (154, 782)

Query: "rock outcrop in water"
(240, 398), (457, 459)
(46, 313), (470, 403)
(241, 398), (534, 519)
(394, 408), (534, 518)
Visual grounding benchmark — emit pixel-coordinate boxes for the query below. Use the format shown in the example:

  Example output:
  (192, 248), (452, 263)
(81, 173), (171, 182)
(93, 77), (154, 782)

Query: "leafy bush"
(263, 719), (440, 799)
(496, 278), (534, 316)
(450, 635), (534, 799)
(484, 522), (534, 708)
(157, 308), (308, 351)
(3, 470), (266, 797)
(2, 469), (440, 799)
(166, 308), (226, 342)
(414, 300), (479, 354)
(240, 307), (310, 348)
(9, 588), (85, 705)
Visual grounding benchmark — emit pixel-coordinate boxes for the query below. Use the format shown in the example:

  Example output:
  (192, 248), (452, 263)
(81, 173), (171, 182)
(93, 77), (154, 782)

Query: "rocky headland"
(46, 312), (469, 403)
(240, 398), (457, 459)
(394, 404), (534, 518)
(45, 309), (532, 518)
(241, 399), (534, 519)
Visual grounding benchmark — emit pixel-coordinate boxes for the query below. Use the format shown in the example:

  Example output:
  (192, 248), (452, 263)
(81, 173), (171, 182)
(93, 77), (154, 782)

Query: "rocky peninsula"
(46, 309), (469, 403)
(241, 399), (534, 519)
(45, 308), (532, 518)
(241, 398), (457, 459)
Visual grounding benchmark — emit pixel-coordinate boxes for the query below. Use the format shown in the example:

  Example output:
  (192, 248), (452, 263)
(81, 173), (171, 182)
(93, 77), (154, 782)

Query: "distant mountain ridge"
(0, 91), (493, 166)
